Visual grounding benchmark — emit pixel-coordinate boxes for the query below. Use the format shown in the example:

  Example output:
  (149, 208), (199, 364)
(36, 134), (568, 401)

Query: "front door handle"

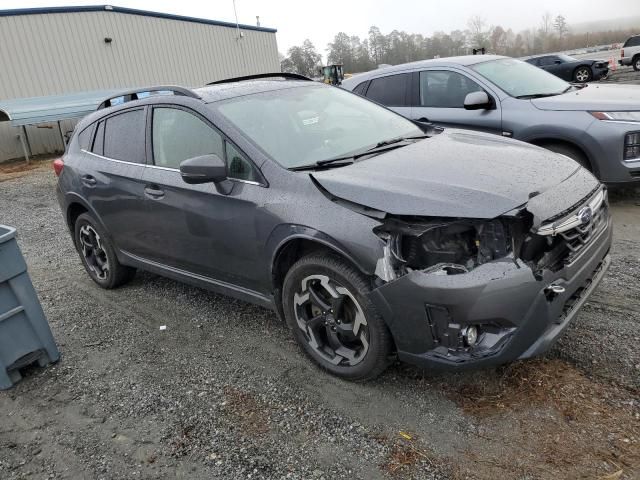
(144, 184), (165, 199)
(81, 174), (97, 187)
(414, 117), (430, 123)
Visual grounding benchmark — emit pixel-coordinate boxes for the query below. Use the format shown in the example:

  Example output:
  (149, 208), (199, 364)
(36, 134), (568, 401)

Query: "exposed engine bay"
(373, 187), (608, 282)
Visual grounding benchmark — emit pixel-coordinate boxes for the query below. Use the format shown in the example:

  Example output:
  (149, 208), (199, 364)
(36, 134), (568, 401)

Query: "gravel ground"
(0, 166), (638, 479)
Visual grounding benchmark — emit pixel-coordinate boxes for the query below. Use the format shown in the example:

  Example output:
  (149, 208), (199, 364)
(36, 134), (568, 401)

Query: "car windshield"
(214, 84), (423, 169)
(556, 54), (576, 62)
(472, 58), (570, 98)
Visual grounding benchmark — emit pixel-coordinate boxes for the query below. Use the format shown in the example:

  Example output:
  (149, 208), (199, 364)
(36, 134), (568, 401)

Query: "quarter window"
(103, 109), (146, 163)
(365, 73), (410, 106)
(419, 71), (484, 108)
(77, 125), (94, 151)
(152, 108), (224, 169)
(352, 81), (369, 96)
(91, 121), (105, 155)
(624, 36), (640, 48)
(226, 142), (258, 182)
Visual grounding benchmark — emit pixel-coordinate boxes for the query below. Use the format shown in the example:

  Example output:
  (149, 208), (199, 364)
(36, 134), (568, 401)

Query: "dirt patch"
(0, 156), (56, 181)
(439, 359), (640, 479)
(222, 386), (271, 436)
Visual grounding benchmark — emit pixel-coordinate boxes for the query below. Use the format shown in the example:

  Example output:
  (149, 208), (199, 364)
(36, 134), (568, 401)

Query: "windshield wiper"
(515, 92), (563, 99)
(288, 134), (429, 171)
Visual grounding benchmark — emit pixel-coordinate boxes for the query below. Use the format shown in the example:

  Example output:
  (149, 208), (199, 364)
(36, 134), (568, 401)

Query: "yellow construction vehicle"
(319, 64), (345, 85)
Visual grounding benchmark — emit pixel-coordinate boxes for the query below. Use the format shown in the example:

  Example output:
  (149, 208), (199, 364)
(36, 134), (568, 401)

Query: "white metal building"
(0, 5), (279, 162)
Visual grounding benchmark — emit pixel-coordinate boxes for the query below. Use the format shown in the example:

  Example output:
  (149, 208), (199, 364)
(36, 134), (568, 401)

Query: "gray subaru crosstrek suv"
(342, 55), (640, 184)
(56, 75), (612, 381)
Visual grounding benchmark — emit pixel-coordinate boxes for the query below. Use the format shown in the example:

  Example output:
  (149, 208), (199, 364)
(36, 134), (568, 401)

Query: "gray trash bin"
(0, 225), (60, 389)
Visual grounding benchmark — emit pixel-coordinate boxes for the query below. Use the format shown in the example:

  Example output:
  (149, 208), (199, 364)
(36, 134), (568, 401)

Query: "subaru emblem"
(577, 206), (592, 225)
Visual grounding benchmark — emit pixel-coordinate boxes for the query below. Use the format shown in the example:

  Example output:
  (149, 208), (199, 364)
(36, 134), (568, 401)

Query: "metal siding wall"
(0, 11), (279, 161)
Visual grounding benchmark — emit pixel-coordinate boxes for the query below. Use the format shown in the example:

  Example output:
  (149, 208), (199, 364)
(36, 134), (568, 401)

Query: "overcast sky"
(4, 0), (639, 60)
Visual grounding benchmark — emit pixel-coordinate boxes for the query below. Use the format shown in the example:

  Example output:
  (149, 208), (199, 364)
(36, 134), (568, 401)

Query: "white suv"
(619, 35), (640, 71)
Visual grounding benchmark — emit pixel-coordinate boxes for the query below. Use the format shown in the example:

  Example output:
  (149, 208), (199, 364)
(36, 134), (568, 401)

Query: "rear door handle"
(414, 117), (430, 123)
(144, 184), (165, 199)
(81, 174), (97, 187)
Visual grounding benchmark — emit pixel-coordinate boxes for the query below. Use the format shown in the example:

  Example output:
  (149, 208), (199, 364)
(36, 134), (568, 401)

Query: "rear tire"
(633, 56), (640, 72)
(74, 213), (136, 289)
(282, 253), (393, 381)
(542, 142), (591, 172)
(573, 66), (592, 83)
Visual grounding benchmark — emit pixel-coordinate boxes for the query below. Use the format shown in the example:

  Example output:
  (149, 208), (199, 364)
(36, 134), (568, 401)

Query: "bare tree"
(540, 12), (553, 36)
(467, 15), (490, 48)
(554, 15), (569, 41)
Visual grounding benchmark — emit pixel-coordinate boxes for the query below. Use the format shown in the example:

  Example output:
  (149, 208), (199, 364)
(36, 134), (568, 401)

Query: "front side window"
(419, 70), (484, 108)
(365, 73), (410, 106)
(103, 109), (146, 163)
(152, 108), (224, 169)
(215, 84), (422, 169)
(226, 142), (258, 182)
(472, 58), (569, 98)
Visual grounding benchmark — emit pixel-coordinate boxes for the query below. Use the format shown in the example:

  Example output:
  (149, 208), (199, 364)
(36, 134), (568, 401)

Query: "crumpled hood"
(532, 83), (640, 111)
(311, 130), (599, 220)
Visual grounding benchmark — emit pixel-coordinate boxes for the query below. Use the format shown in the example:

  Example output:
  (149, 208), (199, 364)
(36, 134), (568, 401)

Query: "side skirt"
(119, 250), (276, 311)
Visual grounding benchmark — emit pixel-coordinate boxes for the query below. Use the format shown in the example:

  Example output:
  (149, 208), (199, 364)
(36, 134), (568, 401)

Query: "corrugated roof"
(0, 4), (277, 33)
(0, 90), (121, 127)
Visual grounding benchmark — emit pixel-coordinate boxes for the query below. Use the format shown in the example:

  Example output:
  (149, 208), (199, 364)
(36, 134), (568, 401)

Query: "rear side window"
(419, 70), (484, 108)
(103, 109), (146, 163)
(365, 73), (410, 106)
(91, 121), (105, 155)
(624, 36), (640, 48)
(525, 58), (539, 66)
(77, 125), (94, 151)
(152, 107), (224, 169)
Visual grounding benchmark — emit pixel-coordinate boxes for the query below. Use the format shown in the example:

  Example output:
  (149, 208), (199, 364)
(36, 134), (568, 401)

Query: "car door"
(410, 69), (502, 134)
(362, 72), (413, 118)
(139, 104), (267, 291)
(78, 107), (149, 256)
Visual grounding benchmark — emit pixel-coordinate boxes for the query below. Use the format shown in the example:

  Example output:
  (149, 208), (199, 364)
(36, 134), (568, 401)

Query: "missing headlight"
(373, 218), (511, 280)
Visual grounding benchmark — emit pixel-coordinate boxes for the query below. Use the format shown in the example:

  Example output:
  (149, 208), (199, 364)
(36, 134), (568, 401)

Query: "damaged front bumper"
(368, 214), (613, 371)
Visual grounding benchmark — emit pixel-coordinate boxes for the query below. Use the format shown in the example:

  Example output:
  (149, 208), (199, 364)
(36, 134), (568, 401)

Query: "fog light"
(462, 325), (478, 346)
(624, 132), (640, 161)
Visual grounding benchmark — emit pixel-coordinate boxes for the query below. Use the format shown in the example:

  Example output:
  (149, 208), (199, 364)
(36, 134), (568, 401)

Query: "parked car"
(56, 75), (612, 381)
(619, 34), (640, 71)
(522, 54), (609, 83)
(342, 55), (640, 184)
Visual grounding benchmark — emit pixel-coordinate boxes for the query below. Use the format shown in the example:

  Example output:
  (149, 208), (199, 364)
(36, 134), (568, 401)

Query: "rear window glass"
(103, 109), (146, 163)
(624, 36), (640, 48)
(365, 73), (411, 106)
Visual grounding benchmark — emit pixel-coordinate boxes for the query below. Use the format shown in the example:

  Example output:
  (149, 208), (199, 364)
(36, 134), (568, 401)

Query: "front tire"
(573, 66), (592, 83)
(74, 213), (135, 289)
(282, 254), (392, 381)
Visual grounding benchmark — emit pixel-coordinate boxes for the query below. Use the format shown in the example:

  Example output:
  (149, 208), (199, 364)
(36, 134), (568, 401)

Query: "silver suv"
(619, 35), (640, 71)
(342, 55), (640, 184)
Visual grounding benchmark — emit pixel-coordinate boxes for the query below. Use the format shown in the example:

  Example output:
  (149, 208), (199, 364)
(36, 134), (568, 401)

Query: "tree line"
(280, 13), (636, 76)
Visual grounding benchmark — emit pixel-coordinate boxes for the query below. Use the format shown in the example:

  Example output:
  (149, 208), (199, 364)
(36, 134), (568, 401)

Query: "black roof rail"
(97, 86), (201, 110)
(207, 72), (312, 85)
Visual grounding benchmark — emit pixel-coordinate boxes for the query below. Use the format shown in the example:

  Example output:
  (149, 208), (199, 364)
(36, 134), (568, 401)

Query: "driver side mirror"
(463, 91), (492, 110)
(180, 154), (227, 184)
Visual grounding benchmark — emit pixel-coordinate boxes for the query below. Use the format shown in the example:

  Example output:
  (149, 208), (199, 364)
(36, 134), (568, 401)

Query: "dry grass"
(380, 431), (461, 479)
(439, 359), (640, 479)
